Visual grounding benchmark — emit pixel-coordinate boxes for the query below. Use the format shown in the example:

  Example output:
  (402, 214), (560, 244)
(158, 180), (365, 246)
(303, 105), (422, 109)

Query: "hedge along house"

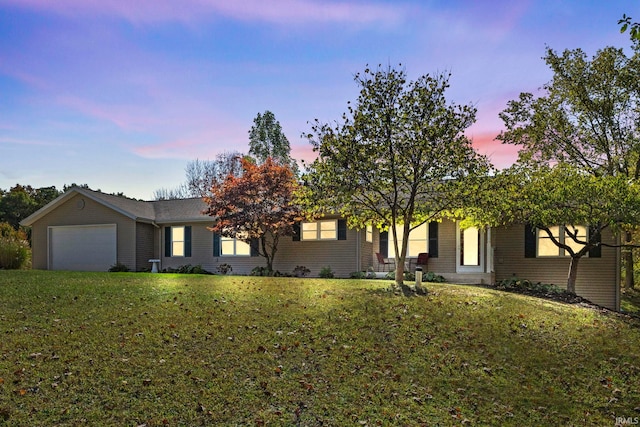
(21, 187), (620, 310)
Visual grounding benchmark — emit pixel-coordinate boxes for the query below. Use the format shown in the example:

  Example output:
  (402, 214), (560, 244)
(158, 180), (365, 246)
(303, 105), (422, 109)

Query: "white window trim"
(387, 223), (429, 259)
(301, 220), (338, 241)
(171, 226), (185, 257)
(220, 235), (251, 257)
(366, 225), (373, 243)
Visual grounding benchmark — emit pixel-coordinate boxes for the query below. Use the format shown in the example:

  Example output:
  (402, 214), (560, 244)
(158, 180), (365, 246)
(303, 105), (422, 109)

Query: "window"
(366, 225), (373, 243)
(172, 226), (185, 256)
(537, 225), (587, 257)
(388, 223), (428, 258)
(301, 220), (337, 241)
(165, 226), (191, 258)
(220, 235), (251, 256)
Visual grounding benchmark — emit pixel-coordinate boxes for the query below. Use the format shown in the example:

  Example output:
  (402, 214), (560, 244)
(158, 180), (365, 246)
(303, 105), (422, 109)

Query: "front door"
(456, 223), (485, 273)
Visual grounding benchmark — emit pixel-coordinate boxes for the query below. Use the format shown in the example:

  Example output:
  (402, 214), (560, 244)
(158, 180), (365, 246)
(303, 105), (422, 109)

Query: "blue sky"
(1, 0), (638, 199)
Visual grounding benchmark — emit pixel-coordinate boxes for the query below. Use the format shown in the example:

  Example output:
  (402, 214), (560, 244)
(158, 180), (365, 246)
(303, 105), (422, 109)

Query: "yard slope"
(0, 271), (639, 426)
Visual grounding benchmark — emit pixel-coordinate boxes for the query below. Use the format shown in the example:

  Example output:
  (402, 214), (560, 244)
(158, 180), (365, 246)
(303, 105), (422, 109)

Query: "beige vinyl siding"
(274, 228), (360, 277)
(29, 193), (137, 271)
(371, 219), (458, 274)
(135, 222), (156, 271)
(159, 223), (363, 277)
(427, 219), (456, 274)
(161, 223), (215, 271)
(494, 224), (618, 310)
(360, 229), (375, 272)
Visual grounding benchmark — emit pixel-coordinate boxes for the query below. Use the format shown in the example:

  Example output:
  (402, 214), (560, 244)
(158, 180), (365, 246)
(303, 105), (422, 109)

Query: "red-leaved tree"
(204, 157), (303, 273)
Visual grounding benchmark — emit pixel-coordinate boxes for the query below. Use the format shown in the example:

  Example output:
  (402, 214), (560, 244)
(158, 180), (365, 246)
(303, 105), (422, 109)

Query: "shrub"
(366, 267), (377, 279)
(0, 222), (30, 270)
(292, 265), (310, 278)
(349, 271), (366, 279)
(164, 264), (211, 274)
(424, 272), (446, 283)
(251, 266), (270, 276)
(496, 277), (563, 295)
(216, 263), (233, 275)
(319, 266), (334, 279)
(108, 262), (130, 272)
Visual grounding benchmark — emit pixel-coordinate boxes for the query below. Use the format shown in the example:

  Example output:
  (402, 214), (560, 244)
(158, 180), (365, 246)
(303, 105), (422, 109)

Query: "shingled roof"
(20, 187), (211, 226)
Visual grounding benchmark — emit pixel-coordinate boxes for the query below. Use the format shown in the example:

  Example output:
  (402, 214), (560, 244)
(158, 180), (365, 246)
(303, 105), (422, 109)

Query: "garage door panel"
(49, 225), (117, 271)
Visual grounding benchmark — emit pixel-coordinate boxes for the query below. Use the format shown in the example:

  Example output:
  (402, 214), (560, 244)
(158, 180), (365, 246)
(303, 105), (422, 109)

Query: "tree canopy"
(481, 44), (640, 292)
(204, 157), (302, 273)
(249, 110), (298, 175)
(499, 46), (640, 178)
(0, 184), (61, 229)
(619, 14), (640, 41)
(154, 151), (244, 200)
(300, 65), (490, 286)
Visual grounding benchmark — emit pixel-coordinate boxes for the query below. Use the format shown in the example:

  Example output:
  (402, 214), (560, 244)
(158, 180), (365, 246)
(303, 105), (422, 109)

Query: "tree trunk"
(567, 256), (580, 294)
(624, 231), (635, 289)
(395, 257), (405, 285)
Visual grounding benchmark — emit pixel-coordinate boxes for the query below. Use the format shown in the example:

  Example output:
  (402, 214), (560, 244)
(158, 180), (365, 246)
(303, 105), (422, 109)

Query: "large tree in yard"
(249, 110), (298, 175)
(301, 66), (491, 288)
(204, 157), (302, 273)
(466, 164), (640, 294)
(499, 45), (640, 288)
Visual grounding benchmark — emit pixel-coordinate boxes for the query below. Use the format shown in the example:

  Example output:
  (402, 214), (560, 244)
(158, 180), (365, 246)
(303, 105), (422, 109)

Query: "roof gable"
(20, 188), (211, 226)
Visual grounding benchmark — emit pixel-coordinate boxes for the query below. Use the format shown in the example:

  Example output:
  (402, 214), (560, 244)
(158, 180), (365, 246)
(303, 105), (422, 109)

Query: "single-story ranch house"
(21, 187), (621, 310)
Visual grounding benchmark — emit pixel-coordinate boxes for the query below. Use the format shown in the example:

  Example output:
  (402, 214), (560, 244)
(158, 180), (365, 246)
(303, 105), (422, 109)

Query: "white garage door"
(49, 224), (117, 271)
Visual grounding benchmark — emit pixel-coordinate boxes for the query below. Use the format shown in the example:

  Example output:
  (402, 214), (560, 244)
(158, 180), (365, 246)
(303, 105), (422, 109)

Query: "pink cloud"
(1, 0), (406, 26)
(468, 130), (519, 169)
(132, 123), (250, 159)
(290, 143), (317, 167)
(56, 96), (159, 132)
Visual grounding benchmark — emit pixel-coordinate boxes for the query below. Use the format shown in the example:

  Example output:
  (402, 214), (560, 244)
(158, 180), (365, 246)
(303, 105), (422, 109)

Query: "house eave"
(20, 188), (142, 227)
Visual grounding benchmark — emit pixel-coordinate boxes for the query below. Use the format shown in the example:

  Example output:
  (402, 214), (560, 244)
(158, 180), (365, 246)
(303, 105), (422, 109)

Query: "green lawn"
(621, 287), (640, 314)
(1, 271), (639, 426)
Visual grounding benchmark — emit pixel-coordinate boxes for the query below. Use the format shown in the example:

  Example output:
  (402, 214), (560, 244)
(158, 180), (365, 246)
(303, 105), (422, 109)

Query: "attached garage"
(49, 224), (117, 271)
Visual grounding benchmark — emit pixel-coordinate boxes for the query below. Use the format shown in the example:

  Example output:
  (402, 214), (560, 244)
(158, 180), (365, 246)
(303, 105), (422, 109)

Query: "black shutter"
(165, 227), (171, 257)
(588, 225), (602, 258)
(250, 238), (259, 257)
(337, 219), (347, 240)
(213, 233), (221, 256)
(379, 231), (388, 258)
(524, 223), (536, 258)
(292, 222), (301, 241)
(428, 221), (439, 258)
(184, 226), (192, 257)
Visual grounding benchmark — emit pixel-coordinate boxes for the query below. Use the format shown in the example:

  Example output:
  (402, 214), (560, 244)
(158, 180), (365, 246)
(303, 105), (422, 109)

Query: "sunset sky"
(1, 0), (638, 199)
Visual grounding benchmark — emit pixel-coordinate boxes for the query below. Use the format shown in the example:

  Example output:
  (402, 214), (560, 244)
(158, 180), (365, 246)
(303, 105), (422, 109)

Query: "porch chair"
(416, 252), (429, 270)
(375, 252), (395, 272)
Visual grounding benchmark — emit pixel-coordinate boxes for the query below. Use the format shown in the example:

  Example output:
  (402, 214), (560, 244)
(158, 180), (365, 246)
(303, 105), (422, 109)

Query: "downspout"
(615, 232), (621, 311)
(355, 227), (361, 273)
(152, 222), (161, 271)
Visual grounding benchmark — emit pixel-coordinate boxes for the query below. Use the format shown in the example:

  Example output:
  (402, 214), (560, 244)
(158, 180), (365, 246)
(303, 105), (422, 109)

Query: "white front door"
(456, 223), (485, 273)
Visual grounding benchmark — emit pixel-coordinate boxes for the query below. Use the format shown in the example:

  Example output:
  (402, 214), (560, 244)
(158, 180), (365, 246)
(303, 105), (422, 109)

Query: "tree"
(466, 164), (640, 293)
(498, 45), (640, 288)
(249, 111), (298, 175)
(301, 65), (490, 288)
(184, 152), (244, 198)
(619, 14), (640, 41)
(0, 184), (61, 229)
(204, 157), (303, 273)
(153, 151), (244, 200)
